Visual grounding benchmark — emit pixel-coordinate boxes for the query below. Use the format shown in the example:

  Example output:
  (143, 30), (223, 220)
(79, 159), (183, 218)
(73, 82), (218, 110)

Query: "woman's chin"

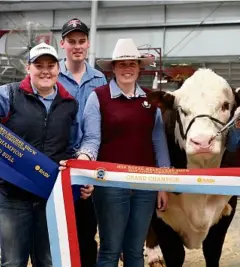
(39, 83), (54, 89)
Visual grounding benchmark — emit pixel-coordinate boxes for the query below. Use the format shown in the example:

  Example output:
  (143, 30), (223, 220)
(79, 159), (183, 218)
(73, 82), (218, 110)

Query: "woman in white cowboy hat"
(77, 38), (170, 267)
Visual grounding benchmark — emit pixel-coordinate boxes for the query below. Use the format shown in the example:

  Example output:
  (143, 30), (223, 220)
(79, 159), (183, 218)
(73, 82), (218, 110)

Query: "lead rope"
(212, 111), (240, 139)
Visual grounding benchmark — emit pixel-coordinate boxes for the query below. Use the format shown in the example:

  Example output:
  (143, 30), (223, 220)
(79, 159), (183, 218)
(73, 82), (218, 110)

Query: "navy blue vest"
(0, 76), (78, 199)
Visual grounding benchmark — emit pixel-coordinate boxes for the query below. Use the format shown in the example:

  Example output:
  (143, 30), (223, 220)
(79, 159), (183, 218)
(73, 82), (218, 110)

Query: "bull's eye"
(222, 102), (230, 111)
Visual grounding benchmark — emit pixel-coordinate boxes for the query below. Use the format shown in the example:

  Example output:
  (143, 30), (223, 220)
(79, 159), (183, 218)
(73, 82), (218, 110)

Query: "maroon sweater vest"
(95, 84), (157, 167)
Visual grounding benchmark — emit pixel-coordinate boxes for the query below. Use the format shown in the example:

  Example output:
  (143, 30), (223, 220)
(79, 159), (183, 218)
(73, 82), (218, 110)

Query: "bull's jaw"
(186, 150), (224, 169)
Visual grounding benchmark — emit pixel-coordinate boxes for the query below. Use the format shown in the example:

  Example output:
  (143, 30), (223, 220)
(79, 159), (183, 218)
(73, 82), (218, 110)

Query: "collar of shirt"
(109, 78), (146, 99)
(59, 59), (103, 85)
(31, 82), (58, 100)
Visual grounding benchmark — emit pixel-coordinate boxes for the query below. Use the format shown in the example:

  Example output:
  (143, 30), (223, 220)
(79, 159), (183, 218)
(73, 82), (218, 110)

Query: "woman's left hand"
(81, 185), (94, 199)
(157, 191), (168, 211)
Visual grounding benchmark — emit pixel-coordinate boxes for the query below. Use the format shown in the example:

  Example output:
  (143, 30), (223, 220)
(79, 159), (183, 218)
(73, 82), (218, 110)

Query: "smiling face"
(26, 55), (59, 91)
(60, 31), (89, 62)
(112, 60), (140, 85)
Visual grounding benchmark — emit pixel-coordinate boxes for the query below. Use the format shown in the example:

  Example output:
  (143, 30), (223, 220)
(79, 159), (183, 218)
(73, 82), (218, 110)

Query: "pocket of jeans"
(0, 192), (31, 210)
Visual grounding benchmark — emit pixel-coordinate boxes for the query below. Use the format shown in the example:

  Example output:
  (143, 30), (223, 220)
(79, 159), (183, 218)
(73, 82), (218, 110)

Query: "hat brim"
(62, 28), (89, 38)
(29, 53), (58, 63)
(96, 57), (154, 71)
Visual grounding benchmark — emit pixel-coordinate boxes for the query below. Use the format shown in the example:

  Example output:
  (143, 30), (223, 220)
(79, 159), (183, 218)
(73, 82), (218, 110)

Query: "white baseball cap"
(28, 42), (58, 63)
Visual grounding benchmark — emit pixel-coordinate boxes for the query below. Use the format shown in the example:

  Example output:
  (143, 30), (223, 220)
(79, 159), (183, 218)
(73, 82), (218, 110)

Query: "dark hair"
(112, 60), (141, 67)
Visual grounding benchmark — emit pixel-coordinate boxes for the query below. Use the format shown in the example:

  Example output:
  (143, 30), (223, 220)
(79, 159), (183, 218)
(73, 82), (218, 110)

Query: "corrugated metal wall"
(205, 62), (240, 88)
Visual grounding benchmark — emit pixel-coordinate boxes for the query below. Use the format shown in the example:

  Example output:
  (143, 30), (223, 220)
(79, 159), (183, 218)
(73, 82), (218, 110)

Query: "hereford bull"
(145, 68), (239, 267)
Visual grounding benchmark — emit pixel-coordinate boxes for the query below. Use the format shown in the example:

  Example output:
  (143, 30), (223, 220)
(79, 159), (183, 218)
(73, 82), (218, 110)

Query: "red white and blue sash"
(46, 159), (240, 267)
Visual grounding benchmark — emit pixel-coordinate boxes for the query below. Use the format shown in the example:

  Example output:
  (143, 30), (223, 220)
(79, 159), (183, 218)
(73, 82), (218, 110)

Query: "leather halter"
(176, 107), (225, 141)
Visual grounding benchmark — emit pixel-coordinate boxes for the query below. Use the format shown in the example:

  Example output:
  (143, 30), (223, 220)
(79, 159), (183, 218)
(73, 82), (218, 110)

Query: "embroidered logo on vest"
(142, 101), (151, 108)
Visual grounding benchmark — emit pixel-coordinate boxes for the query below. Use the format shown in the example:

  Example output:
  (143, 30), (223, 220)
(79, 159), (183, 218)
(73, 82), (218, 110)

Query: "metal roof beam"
(0, 1), (91, 12)
(0, 0), (239, 12)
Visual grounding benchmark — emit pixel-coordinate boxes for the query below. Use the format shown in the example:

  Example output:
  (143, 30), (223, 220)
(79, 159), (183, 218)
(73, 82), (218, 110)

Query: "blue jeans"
(93, 187), (157, 267)
(0, 192), (52, 267)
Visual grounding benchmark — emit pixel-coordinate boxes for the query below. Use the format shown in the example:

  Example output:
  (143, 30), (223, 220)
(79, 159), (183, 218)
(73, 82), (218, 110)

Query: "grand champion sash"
(0, 123), (59, 199)
(46, 159), (240, 267)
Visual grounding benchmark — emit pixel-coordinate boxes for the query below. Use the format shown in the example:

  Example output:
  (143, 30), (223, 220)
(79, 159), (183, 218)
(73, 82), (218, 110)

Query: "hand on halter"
(234, 107), (240, 122)
(157, 191), (168, 211)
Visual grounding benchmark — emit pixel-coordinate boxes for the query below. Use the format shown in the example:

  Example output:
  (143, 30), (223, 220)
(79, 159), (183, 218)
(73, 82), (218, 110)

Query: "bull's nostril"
(190, 139), (200, 146)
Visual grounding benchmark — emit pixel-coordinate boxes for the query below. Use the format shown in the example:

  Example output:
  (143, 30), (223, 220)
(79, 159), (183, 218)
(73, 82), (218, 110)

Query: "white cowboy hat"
(96, 38), (154, 71)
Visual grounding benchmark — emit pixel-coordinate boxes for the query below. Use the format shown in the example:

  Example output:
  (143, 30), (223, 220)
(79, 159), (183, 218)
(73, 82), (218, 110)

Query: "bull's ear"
(147, 90), (175, 110)
(234, 87), (240, 106)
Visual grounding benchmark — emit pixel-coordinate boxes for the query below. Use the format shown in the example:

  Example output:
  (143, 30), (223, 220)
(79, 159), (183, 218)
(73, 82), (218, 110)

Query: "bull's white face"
(172, 69), (235, 168)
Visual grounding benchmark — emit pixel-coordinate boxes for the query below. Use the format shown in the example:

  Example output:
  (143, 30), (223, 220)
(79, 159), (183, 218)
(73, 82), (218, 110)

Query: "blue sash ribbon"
(0, 124), (59, 199)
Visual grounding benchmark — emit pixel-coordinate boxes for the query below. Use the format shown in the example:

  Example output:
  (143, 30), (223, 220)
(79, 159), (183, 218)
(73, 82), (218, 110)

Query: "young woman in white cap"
(0, 42), (93, 267)
(77, 38), (171, 267)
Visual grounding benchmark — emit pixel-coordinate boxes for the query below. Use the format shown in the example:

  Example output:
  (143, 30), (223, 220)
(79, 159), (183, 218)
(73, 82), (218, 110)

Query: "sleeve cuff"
(77, 148), (96, 161)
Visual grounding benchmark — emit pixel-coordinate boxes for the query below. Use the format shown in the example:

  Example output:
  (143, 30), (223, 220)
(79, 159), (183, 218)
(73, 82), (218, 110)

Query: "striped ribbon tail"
(46, 168), (81, 267)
